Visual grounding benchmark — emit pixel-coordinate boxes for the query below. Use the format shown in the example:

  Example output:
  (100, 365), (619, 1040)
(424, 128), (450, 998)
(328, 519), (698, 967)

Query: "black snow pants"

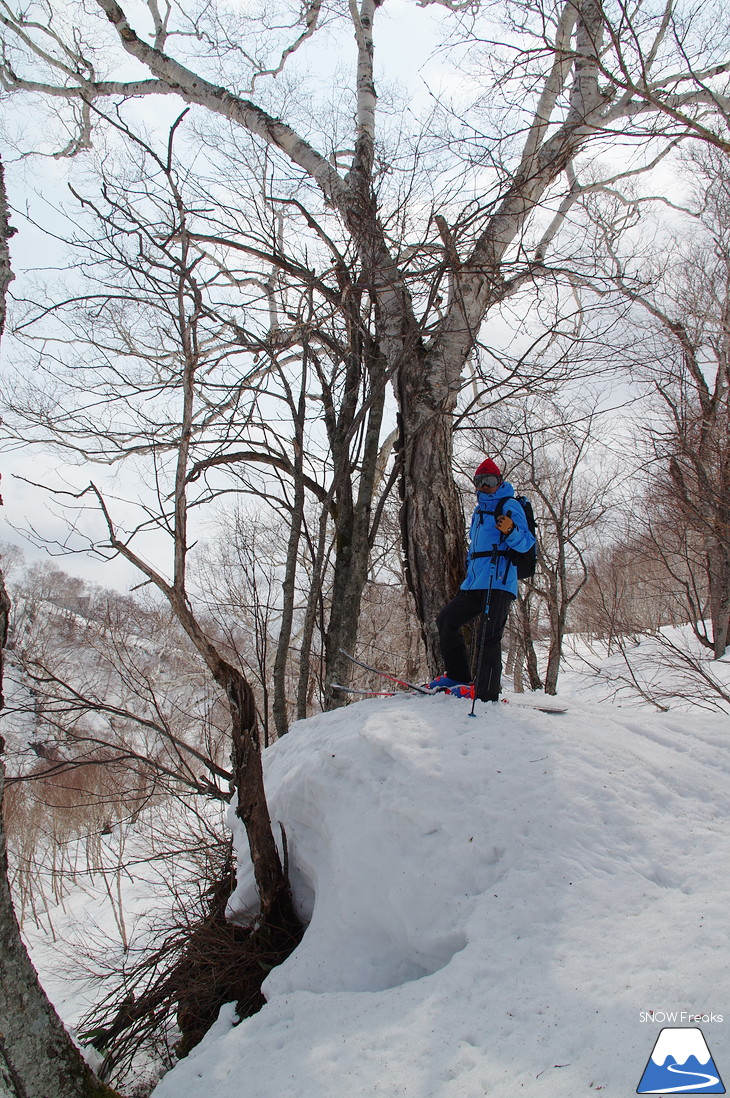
(436, 588), (514, 702)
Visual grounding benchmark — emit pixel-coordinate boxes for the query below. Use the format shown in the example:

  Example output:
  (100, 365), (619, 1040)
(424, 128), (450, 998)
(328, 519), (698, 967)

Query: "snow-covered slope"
(152, 692), (730, 1098)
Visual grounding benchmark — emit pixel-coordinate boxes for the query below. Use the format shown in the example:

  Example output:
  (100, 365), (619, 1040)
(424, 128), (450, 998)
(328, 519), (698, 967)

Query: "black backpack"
(495, 495), (538, 580)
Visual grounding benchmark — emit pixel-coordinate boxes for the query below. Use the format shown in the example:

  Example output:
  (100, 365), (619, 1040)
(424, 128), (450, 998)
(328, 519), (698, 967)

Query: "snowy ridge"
(151, 692), (730, 1098)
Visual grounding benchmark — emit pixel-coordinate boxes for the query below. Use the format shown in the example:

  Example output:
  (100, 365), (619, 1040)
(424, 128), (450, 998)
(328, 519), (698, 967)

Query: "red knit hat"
(475, 458), (501, 478)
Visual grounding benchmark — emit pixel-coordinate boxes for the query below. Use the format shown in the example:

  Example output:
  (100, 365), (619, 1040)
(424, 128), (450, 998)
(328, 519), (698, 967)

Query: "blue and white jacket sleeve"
(500, 500), (535, 555)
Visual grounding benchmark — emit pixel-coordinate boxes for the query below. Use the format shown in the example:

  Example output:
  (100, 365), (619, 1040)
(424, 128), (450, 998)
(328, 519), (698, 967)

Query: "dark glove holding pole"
(495, 513), (514, 536)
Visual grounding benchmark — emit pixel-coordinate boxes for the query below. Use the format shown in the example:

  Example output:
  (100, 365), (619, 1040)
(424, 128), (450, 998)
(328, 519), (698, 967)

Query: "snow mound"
(229, 697), (509, 993)
(153, 692), (730, 1098)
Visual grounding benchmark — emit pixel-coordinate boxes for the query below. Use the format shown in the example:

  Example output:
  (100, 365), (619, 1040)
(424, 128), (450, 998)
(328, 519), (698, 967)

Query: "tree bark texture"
(323, 341), (388, 706)
(707, 539), (730, 659)
(517, 593), (544, 692)
(542, 551), (568, 695)
(272, 428), (306, 738)
(225, 664), (297, 926)
(396, 391), (466, 673)
(0, 160), (13, 339)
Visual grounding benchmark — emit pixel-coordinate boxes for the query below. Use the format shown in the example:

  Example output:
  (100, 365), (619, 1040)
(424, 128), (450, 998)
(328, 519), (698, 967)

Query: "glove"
(495, 513), (514, 535)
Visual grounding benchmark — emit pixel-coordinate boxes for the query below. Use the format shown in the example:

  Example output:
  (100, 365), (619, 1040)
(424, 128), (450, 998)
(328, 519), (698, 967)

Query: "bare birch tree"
(4, 105), (398, 719)
(522, 409), (613, 693)
(3, 126), (301, 935)
(602, 148), (730, 656)
(1, 0), (728, 665)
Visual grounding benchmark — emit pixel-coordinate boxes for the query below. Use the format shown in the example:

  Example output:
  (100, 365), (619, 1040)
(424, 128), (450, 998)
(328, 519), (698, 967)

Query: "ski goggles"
(474, 472), (501, 490)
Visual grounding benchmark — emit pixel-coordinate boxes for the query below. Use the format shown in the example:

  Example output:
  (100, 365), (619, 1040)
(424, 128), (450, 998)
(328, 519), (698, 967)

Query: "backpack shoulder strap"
(494, 496), (515, 517)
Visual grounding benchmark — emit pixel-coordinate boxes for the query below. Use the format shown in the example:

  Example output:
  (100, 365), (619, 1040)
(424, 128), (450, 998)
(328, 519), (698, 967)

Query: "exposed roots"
(79, 843), (304, 1092)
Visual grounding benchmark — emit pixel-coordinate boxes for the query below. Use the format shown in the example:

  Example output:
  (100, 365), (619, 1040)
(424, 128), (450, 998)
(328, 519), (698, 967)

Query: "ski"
(332, 683), (567, 712)
(338, 650), (434, 694)
(501, 697), (568, 715)
(330, 683), (420, 698)
(332, 685), (566, 712)
(336, 652), (568, 713)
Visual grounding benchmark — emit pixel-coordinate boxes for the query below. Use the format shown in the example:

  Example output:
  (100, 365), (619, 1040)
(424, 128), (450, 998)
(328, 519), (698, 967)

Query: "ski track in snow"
(141, 691), (730, 1098)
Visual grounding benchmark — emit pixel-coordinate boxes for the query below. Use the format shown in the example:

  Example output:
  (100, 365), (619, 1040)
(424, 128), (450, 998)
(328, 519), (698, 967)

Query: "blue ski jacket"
(461, 481), (536, 598)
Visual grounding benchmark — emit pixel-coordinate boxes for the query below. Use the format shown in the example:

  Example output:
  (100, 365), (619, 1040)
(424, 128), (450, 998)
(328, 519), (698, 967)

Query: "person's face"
(474, 473), (501, 495)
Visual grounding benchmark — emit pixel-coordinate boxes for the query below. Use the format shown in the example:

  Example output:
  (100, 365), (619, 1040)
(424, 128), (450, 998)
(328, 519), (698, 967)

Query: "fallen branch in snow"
(536, 1063), (571, 1078)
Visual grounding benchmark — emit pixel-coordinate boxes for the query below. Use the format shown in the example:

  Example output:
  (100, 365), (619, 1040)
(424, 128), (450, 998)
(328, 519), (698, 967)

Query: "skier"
(429, 458), (536, 702)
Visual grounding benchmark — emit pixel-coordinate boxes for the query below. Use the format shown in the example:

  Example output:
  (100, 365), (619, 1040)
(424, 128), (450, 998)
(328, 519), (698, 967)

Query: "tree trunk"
(707, 531), (730, 659)
(544, 638), (561, 695)
(506, 626), (525, 693)
(517, 593), (544, 692)
(324, 348), (388, 707)
(224, 664), (298, 927)
(296, 509), (328, 720)
(272, 438), (305, 738)
(0, 160), (13, 339)
(396, 359), (466, 672)
(544, 598), (567, 695)
(322, 485), (366, 708)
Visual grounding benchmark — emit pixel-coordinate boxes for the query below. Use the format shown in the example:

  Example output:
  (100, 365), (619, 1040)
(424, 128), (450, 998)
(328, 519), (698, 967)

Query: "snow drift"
(151, 692), (730, 1098)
